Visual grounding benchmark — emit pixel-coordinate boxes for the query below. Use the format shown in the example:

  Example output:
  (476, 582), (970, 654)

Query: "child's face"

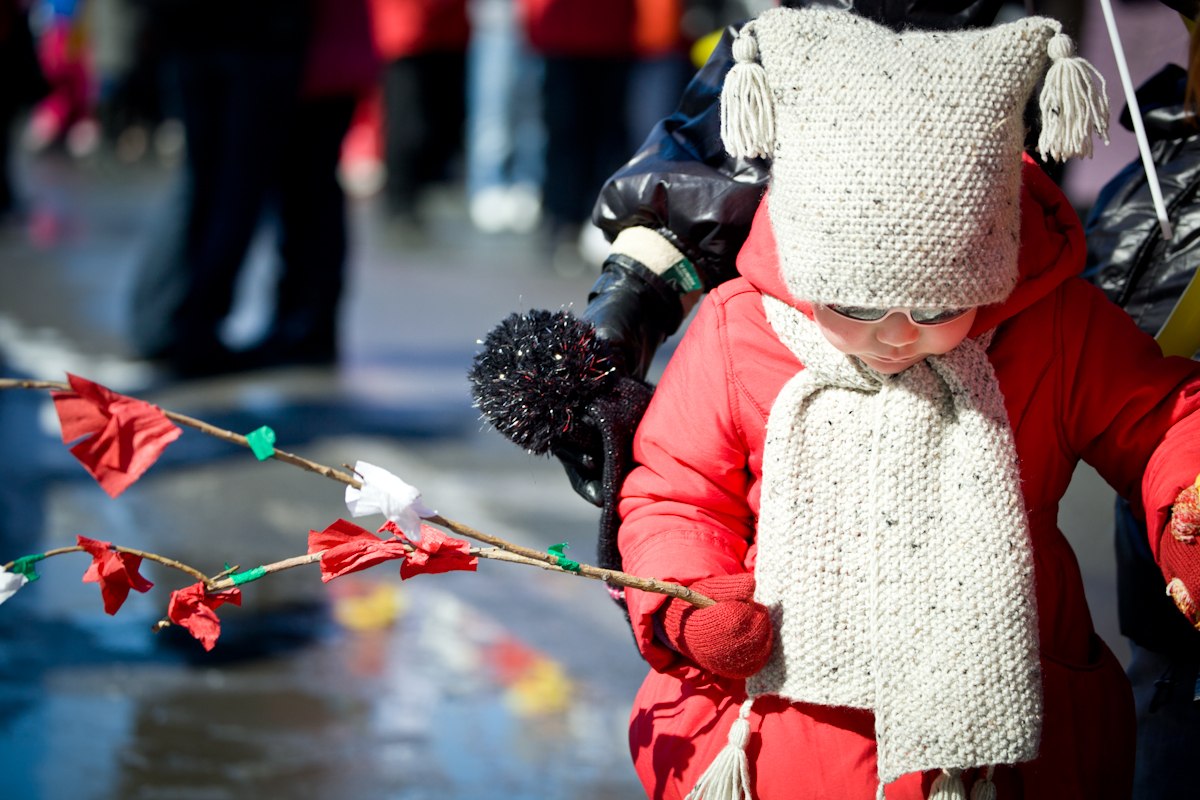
(810, 305), (979, 375)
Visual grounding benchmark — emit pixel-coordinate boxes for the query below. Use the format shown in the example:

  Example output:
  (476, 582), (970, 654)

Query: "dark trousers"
(541, 55), (630, 228)
(381, 51), (466, 216)
(130, 48), (354, 365)
(0, 105), (13, 214)
(271, 95), (356, 358)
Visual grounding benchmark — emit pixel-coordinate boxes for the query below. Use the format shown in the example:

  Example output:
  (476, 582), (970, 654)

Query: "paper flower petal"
(344, 460), (435, 538)
(388, 522), (478, 580)
(307, 519), (410, 582)
(52, 373), (182, 498)
(307, 518), (377, 553)
(77, 535), (154, 615)
(167, 583), (242, 651)
(0, 566), (29, 605)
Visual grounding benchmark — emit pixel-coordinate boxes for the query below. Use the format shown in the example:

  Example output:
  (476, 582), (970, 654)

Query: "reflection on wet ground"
(3, 576), (638, 799)
(0, 151), (647, 798)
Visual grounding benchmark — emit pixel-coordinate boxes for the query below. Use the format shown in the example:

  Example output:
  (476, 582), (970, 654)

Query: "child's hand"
(1168, 480), (1200, 543)
(1162, 478), (1200, 627)
(659, 574), (774, 678)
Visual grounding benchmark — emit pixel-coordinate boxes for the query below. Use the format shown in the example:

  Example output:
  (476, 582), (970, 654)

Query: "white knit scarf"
(745, 297), (1043, 791)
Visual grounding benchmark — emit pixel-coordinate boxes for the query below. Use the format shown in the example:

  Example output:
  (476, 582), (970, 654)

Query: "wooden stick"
(4, 544), (208, 584)
(0, 377), (713, 607)
(0, 379), (362, 487)
(429, 514), (713, 606)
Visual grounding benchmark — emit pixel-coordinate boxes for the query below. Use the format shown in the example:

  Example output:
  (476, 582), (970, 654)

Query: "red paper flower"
(52, 373), (182, 498)
(77, 535), (153, 615)
(380, 521), (478, 580)
(167, 582), (242, 651)
(308, 519), (410, 582)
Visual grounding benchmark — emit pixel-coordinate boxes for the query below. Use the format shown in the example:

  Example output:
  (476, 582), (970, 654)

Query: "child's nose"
(875, 312), (921, 346)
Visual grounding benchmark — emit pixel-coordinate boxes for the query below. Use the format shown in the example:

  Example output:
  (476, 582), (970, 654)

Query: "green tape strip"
(230, 566), (267, 586)
(245, 426), (277, 461)
(662, 258), (703, 293)
(10, 554), (45, 582)
(548, 542), (581, 573)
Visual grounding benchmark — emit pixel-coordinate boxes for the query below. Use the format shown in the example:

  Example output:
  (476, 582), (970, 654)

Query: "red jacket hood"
(736, 154), (1086, 337)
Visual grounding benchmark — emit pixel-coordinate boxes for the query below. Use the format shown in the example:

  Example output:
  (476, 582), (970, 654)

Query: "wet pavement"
(0, 150), (649, 799)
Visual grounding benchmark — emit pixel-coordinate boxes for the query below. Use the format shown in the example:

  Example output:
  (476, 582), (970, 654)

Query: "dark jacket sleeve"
(1084, 64), (1200, 340)
(591, 26), (769, 291)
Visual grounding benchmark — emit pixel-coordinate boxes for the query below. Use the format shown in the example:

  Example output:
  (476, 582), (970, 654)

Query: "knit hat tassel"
(927, 769), (967, 800)
(686, 699), (755, 800)
(1037, 32), (1109, 162)
(968, 766), (997, 800)
(720, 22), (775, 160)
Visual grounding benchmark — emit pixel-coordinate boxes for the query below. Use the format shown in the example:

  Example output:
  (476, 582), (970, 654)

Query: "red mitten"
(1162, 481), (1200, 627)
(659, 573), (774, 678)
(1169, 483), (1200, 543)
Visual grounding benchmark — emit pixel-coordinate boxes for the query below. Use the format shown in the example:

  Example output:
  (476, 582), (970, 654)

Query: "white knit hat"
(720, 7), (1108, 310)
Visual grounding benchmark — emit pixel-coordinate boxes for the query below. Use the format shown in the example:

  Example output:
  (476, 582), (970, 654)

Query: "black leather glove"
(581, 255), (687, 380)
(553, 256), (685, 506)
(554, 441), (605, 507)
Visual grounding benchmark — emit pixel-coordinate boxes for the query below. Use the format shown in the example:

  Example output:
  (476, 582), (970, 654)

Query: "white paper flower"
(0, 566), (29, 606)
(345, 460), (435, 539)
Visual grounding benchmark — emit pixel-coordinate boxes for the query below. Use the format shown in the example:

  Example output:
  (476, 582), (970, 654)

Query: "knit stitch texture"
(746, 9), (1059, 309)
(661, 573), (774, 679)
(749, 296), (1043, 786)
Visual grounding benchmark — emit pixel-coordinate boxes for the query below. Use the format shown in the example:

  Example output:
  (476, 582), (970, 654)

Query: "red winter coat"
(617, 156), (1200, 800)
(367, 0), (469, 59)
(519, 0), (635, 57)
(302, 0), (381, 99)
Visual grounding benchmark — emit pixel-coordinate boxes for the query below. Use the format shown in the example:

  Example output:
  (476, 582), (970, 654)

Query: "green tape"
(230, 566), (267, 586)
(245, 426), (277, 461)
(548, 542), (581, 573)
(10, 554), (45, 582)
(662, 258), (703, 293)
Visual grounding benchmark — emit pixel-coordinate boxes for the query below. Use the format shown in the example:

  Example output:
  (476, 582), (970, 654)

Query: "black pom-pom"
(469, 309), (618, 455)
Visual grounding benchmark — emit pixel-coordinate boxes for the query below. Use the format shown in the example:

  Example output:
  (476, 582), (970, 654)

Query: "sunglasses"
(824, 305), (971, 326)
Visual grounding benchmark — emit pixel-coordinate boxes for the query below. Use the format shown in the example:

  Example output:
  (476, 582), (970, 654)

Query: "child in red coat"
(617, 7), (1200, 799)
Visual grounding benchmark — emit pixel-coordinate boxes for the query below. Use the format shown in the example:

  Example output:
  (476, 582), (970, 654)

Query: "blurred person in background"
(626, 0), (693, 158)
(367, 0), (469, 232)
(22, 0), (98, 157)
(464, 0), (544, 235)
(0, 0), (47, 219)
(519, 0), (637, 272)
(128, 0), (379, 377)
(336, 87), (386, 200)
(87, 0), (176, 164)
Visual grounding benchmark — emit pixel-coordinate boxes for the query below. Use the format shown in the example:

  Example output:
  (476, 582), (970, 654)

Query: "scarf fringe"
(686, 699), (755, 800)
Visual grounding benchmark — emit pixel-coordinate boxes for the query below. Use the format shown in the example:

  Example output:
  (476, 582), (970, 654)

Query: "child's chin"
(860, 355), (922, 374)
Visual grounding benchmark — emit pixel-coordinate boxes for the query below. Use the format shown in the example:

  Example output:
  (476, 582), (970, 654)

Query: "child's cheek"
(811, 310), (867, 355)
(921, 317), (976, 355)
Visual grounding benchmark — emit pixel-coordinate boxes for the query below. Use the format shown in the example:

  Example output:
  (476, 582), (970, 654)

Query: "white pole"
(1097, 0), (1174, 241)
